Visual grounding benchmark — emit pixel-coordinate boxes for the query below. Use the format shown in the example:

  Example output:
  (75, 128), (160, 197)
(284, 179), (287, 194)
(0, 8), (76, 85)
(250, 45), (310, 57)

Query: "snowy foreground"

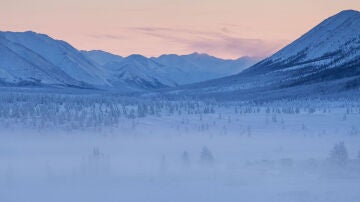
(0, 92), (360, 202)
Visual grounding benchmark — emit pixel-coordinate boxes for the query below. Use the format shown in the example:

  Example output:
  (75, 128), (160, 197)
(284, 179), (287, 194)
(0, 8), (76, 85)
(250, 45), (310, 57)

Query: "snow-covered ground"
(0, 92), (359, 202)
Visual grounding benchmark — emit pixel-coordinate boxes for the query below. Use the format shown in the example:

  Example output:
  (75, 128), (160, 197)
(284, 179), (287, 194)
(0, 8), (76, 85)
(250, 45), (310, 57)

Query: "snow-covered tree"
(182, 151), (190, 167)
(160, 154), (167, 171)
(329, 142), (349, 165)
(200, 146), (214, 166)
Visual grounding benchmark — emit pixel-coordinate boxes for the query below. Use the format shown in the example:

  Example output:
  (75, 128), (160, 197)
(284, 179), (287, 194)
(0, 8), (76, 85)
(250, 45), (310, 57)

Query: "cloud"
(85, 26), (287, 59)
(88, 34), (125, 40)
(188, 35), (285, 58)
(130, 26), (223, 38)
(128, 26), (286, 58)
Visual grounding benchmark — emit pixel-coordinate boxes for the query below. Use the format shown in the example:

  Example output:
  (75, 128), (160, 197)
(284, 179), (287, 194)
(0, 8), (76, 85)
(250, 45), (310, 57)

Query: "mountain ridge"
(163, 10), (360, 100)
(81, 50), (258, 86)
(0, 30), (257, 90)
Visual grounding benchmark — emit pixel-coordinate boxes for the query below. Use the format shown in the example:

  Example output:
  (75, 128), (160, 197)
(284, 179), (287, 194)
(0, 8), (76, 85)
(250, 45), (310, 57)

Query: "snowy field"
(0, 92), (360, 202)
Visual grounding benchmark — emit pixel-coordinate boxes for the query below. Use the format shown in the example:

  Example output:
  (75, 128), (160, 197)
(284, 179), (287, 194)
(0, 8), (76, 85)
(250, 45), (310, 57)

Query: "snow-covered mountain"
(81, 51), (258, 88)
(80, 51), (178, 89)
(0, 31), (179, 90)
(244, 9), (360, 76)
(152, 53), (258, 84)
(102, 54), (179, 89)
(84, 51), (258, 87)
(170, 10), (360, 100)
(0, 30), (257, 90)
(0, 31), (110, 88)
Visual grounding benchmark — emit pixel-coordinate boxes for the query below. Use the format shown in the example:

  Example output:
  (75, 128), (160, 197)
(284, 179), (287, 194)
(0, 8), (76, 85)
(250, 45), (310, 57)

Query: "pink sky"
(1, 0), (360, 59)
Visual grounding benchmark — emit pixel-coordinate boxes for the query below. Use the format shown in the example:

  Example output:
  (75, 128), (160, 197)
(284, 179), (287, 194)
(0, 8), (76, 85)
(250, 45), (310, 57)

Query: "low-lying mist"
(1, 93), (360, 202)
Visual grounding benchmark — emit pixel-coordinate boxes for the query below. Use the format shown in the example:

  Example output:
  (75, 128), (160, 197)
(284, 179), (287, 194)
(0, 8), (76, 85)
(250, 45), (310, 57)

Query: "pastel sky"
(1, 0), (360, 59)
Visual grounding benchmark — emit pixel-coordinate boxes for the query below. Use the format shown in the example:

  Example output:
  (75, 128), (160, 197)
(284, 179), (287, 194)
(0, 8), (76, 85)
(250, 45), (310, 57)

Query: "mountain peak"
(23, 30), (38, 34)
(188, 52), (210, 57)
(327, 9), (360, 23)
(126, 54), (149, 61)
(336, 9), (360, 16)
(20, 30), (50, 39)
(81, 50), (123, 65)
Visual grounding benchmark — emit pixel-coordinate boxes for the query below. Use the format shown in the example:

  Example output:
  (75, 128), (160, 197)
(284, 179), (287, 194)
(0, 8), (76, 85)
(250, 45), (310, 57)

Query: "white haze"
(0, 93), (360, 202)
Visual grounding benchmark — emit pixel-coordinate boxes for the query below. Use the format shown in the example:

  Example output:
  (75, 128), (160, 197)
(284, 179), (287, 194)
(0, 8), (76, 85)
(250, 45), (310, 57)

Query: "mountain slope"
(0, 32), (87, 87)
(103, 54), (179, 89)
(81, 50), (123, 65)
(168, 10), (360, 100)
(0, 31), (110, 88)
(244, 9), (360, 76)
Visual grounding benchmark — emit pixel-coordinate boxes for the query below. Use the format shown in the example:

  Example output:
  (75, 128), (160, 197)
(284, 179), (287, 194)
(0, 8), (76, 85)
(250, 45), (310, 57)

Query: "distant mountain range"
(1, 10), (360, 100)
(0, 31), (258, 91)
(82, 50), (258, 89)
(166, 10), (360, 100)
